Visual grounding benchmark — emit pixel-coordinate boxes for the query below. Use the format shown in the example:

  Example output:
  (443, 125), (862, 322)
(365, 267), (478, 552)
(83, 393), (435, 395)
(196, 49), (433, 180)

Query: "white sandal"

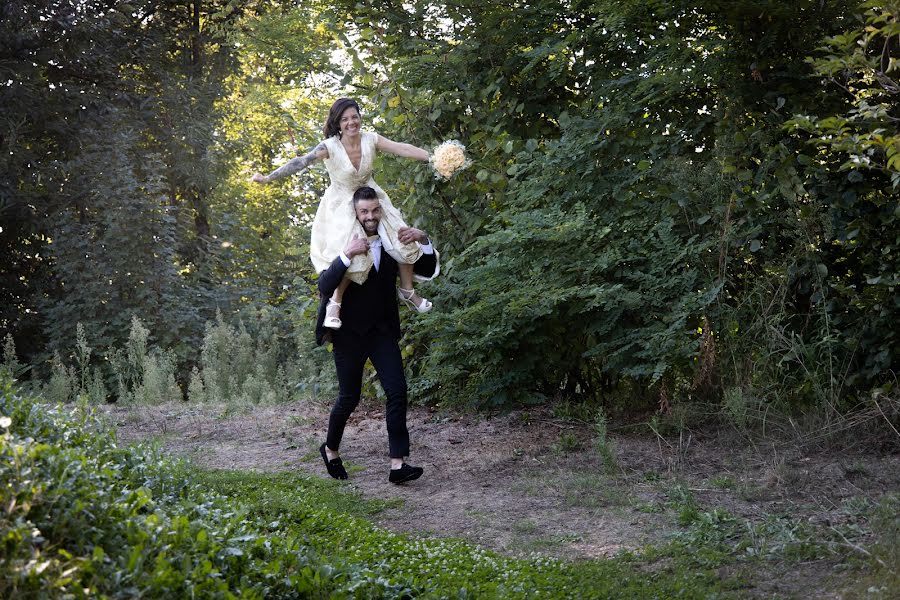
(324, 300), (342, 329)
(397, 288), (432, 313)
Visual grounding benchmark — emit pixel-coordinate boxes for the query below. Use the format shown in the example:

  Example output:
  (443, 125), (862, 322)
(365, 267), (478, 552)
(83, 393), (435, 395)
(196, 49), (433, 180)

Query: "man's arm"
(398, 226), (439, 279)
(317, 234), (369, 297)
(251, 142), (328, 184)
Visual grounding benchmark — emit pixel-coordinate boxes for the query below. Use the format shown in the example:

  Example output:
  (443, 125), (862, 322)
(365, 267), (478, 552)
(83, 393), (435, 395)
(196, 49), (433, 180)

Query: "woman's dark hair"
(323, 98), (361, 138)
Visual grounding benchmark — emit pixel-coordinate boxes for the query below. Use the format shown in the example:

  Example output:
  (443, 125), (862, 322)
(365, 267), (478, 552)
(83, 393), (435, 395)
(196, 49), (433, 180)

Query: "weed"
(551, 400), (599, 423)
(1, 334), (27, 381)
(554, 431), (582, 453)
(593, 407), (618, 473)
(642, 470), (662, 482)
(634, 500), (665, 514)
(562, 472), (631, 509)
(520, 533), (584, 552)
(710, 475), (736, 490)
(736, 482), (771, 502)
(665, 484), (702, 526)
(288, 414), (316, 427)
(513, 519), (539, 535)
(843, 461), (871, 479)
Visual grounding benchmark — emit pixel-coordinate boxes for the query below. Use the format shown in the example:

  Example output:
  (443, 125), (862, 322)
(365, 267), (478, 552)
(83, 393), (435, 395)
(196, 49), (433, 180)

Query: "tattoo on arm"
(265, 142), (326, 181)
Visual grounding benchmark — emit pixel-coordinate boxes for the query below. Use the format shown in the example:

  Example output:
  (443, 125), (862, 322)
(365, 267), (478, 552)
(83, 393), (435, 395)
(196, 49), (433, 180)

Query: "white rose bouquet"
(429, 140), (471, 181)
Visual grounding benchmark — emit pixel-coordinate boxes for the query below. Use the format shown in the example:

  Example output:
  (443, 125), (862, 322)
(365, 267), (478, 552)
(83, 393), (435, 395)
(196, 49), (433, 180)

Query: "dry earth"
(105, 398), (899, 597)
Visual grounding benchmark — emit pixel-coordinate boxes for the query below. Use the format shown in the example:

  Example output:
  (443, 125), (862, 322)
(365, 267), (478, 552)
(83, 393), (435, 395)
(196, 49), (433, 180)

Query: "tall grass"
(27, 311), (337, 407)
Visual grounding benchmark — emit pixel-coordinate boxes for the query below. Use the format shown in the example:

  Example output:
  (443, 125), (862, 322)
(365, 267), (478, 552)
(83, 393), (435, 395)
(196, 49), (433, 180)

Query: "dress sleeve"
(368, 131), (381, 151)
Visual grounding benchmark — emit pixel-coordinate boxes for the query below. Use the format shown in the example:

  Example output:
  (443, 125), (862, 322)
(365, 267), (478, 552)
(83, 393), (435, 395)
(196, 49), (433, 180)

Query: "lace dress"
(312, 132), (423, 284)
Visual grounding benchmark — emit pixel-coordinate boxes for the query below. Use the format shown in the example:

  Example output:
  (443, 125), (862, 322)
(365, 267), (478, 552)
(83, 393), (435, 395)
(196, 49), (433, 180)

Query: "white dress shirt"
(339, 237), (433, 272)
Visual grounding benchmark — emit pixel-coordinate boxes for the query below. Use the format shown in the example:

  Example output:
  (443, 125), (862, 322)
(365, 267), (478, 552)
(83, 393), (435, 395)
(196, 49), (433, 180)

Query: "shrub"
(0, 377), (413, 598)
(1, 334), (27, 381)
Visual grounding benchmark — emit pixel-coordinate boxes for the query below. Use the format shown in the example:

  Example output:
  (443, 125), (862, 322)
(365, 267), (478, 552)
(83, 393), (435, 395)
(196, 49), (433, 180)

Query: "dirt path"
(105, 399), (899, 596)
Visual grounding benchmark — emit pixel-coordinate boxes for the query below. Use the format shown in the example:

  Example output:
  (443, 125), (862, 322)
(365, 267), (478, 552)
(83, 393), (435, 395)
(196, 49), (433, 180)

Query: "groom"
(315, 185), (438, 484)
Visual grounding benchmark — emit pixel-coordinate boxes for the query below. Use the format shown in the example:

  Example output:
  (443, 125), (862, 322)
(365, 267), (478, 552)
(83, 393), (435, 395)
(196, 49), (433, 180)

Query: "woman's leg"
(325, 278), (352, 328)
(399, 263), (414, 292)
(333, 277), (351, 303)
(398, 264), (432, 313)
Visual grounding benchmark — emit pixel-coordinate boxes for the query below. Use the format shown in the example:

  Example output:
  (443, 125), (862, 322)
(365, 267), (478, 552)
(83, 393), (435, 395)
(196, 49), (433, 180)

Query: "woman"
(251, 98), (434, 329)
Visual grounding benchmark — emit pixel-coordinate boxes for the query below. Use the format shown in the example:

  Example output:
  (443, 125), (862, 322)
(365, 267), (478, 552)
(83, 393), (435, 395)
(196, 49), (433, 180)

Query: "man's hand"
(344, 234), (369, 258)
(397, 226), (428, 245)
(250, 173), (268, 184)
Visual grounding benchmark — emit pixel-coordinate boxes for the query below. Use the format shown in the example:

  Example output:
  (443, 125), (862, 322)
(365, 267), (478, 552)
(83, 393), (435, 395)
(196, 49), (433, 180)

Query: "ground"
(105, 398), (899, 598)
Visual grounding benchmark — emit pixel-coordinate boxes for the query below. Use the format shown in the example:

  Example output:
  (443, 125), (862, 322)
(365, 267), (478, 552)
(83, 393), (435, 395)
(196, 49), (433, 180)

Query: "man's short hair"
(352, 186), (378, 205)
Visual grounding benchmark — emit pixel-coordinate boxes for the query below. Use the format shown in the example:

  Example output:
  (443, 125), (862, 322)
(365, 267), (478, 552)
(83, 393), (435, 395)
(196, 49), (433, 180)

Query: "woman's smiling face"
(340, 106), (361, 137)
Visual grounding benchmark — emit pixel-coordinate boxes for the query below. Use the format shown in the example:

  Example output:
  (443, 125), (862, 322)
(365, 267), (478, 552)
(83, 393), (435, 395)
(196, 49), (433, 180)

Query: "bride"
(251, 98), (434, 329)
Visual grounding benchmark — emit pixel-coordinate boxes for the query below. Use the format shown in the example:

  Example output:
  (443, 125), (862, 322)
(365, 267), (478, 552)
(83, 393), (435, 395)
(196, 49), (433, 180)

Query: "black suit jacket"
(315, 247), (438, 346)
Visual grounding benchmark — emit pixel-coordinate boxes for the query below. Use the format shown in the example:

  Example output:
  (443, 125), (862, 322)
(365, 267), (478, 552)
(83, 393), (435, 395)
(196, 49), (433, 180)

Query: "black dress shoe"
(320, 443), (348, 480)
(389, 463), (423, 484)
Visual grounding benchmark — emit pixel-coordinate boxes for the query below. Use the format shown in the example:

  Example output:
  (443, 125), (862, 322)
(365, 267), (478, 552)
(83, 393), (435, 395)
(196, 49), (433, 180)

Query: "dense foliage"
(329, 0), (900, 410)
(2, 1), (898, 414)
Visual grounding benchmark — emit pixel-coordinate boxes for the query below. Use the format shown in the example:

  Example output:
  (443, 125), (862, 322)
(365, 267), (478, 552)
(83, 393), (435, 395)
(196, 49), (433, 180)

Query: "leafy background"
(2, 0), (898, 415)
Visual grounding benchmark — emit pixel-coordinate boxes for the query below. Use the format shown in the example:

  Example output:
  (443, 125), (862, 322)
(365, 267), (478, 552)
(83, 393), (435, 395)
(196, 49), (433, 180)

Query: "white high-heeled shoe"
(397, 288), (432, 313)
(324, 300), (342, 329)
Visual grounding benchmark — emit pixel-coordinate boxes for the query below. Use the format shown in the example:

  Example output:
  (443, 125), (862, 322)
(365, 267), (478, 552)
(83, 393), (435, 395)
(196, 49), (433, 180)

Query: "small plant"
(74, 323), (92, 394)
(552, 400), (598, 423)
(1, 334), (27, 381)
(710, 475), (736, 490)
(87, 366), (107, 404)
(46, 351), (76, 404)
(555, 431), (581, 453)
(132, 350), (181, 405)
(722, 386), (750, 428)
(109, 316), (153, 402)
(187, 367), (206, 403)
(667, 484), (702, 526)
(513, 519), (539, 534)
(593, 407), (618, 473)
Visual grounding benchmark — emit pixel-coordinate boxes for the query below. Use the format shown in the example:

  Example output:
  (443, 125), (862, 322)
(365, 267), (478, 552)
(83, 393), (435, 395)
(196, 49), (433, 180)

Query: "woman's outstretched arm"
(251, 142), (329, 183)
(375, 135), (430, 162)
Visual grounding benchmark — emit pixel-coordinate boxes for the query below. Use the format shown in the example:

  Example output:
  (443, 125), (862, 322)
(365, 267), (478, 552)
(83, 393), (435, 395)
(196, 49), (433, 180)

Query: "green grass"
(561, 472), (632, 509)
(197, 469), (402, 518)
(197, 467), (747, 599)
(4, 377), (895, 599)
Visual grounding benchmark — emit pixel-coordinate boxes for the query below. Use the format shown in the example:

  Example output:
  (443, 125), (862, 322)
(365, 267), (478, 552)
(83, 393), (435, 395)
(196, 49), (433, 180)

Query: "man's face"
(355, 198), (381, 236)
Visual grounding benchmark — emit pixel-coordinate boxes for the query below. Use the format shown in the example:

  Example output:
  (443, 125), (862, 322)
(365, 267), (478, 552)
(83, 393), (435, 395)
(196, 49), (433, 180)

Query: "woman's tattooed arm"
(256, 142), (327, 183)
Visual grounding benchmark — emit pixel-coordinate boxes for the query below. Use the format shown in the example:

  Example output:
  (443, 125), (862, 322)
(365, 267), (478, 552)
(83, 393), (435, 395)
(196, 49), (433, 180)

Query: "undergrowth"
(0, 377), (741, 598)
(2, 376), (895, 598)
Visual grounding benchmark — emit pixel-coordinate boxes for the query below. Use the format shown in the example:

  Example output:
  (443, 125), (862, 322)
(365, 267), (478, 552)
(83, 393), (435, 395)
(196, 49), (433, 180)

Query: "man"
(315, 186), (438, 484)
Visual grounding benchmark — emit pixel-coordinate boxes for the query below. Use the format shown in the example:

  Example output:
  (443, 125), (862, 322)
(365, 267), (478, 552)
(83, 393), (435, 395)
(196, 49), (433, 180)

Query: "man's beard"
(362, 219), (378, 235)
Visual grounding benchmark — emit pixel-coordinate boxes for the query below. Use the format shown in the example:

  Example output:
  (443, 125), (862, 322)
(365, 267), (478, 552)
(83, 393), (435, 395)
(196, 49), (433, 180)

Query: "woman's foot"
(324, 299), (342, 329)
(397, 288), (432, 313)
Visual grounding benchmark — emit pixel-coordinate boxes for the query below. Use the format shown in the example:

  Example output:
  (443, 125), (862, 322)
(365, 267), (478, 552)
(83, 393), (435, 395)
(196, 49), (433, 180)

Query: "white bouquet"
(429, 140), (471, 181)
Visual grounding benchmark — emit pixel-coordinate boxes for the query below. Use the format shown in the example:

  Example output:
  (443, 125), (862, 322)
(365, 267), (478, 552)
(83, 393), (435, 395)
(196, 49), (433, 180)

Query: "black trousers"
(326, 331), (409, 458)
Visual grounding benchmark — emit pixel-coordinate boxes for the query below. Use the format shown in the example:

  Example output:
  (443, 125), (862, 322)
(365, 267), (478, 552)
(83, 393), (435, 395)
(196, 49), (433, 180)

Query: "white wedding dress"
(312, 132), (423, 284)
